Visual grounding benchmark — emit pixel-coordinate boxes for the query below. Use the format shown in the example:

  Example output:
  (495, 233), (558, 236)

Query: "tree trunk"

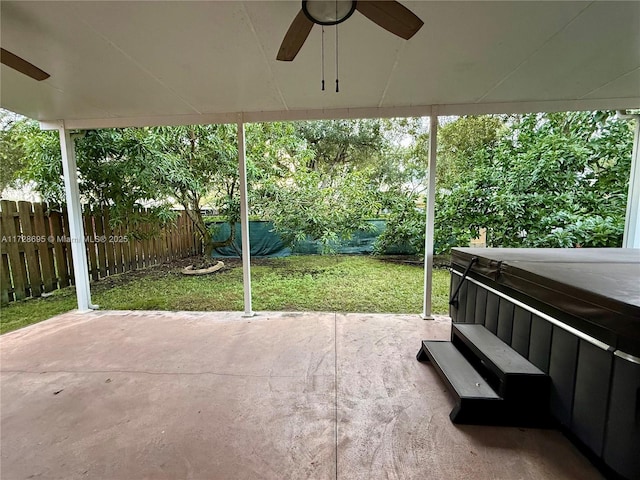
(183, 203), (236, 261)
(206, 221), (238, 257)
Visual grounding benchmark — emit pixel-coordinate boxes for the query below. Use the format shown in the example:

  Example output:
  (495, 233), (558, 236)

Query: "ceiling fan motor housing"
(278, 1), (423, 62)
(302, 0), (357, 25)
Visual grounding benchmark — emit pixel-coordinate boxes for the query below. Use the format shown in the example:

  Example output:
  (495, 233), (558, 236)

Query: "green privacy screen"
(208, 221), (415, 258)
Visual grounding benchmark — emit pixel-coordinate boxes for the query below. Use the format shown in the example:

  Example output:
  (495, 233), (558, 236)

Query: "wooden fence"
(0, 200), (202, 304)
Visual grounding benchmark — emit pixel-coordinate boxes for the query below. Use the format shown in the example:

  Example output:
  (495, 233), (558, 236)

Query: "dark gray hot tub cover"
(451, 248), (640, 357)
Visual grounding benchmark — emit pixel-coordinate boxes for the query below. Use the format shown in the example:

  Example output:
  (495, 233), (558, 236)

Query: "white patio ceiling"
(1, 0), (639, 128)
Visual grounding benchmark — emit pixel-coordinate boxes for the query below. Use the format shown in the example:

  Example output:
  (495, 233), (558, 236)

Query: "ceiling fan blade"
(356, 1), (423, 40)
(1, 48), (50, 81)
(277, 9), (314, 61)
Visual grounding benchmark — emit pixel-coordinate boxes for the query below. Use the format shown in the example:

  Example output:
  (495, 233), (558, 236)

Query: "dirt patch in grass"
(376, 254), (451, 268)
(91, 256), (230, 291)
(377, 255), (423, 266)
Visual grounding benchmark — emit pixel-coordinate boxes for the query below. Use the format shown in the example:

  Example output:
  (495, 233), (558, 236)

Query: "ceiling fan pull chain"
(335, 0), (339, 93)
(321, 26), (325, 91)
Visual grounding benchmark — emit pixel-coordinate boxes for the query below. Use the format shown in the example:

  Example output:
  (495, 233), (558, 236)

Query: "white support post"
(621, 113), (640, 248)
(237, 117), (255, 316)
(59, 126), (94, 312)
(422, 113), (438, 320)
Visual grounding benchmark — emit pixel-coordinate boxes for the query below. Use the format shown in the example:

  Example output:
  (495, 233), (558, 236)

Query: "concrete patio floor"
(1, 310), (603, 480)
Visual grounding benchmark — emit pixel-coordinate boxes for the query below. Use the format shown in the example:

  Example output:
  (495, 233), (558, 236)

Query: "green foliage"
(373, 189), (425, 254)
(0, 110), (30, 191)
(434, 111), (633, 251)
(18, 124), (179, 232)
(256, 118), (428, 252)
(436, 115), (505, 190)
(14, 121), (305, 256)
(262, 168), (381, 252)
(10, 119), (64, 201)
(11, 114), (428, 255)
(8, 109), (631, 257)
(295, 119), (386, 173)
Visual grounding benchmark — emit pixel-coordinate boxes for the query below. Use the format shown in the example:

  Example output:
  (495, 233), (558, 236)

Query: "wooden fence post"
(1, 200), (27, 300)
(48, 208), (70, 288)
(17, 201), (43, 297)
(61, 206), (75, 285)
(84, 205), (98, 281)
(33, 203), (57, 292)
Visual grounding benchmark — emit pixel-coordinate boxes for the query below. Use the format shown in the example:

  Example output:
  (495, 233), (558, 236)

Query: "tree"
(294, 119), (386, 174)
(0, 110), (31, 192)
(373, 187), (425, 255)
(436, 115), (505, 190)
(261, 118), (428, 252)
(372, 118), (431, 254)
(148, 124), (241, 257)
(147, 122), (310, 258)
(15, 119), (313, 259)
(433, 111), (634, 251)
(261, 168), (381, 252)
(15, 111), (628, 260)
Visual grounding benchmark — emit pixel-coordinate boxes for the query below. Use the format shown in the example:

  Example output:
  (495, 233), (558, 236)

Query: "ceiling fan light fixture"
(277, 0), (423, 62)
(302, 0), (357, 26)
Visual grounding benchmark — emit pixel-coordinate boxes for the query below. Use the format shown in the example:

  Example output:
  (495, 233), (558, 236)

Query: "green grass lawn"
(0, 255), (450, 334)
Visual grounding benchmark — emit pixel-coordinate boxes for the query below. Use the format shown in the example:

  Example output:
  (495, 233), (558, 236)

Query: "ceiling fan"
(277, 0), (423, 61)
(1, 48), (50, 81)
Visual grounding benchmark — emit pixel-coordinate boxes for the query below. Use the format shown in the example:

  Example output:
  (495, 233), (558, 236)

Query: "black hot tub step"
(452, 323), (550, 403)
(417, 340), (503, 424)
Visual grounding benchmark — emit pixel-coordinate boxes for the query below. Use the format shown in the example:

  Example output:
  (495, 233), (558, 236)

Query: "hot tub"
(449, 248), (640, 480)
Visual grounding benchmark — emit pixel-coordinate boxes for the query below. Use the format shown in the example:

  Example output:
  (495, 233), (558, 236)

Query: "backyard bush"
(433, 112), (634, 250)
(377, 112), (634, 252)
